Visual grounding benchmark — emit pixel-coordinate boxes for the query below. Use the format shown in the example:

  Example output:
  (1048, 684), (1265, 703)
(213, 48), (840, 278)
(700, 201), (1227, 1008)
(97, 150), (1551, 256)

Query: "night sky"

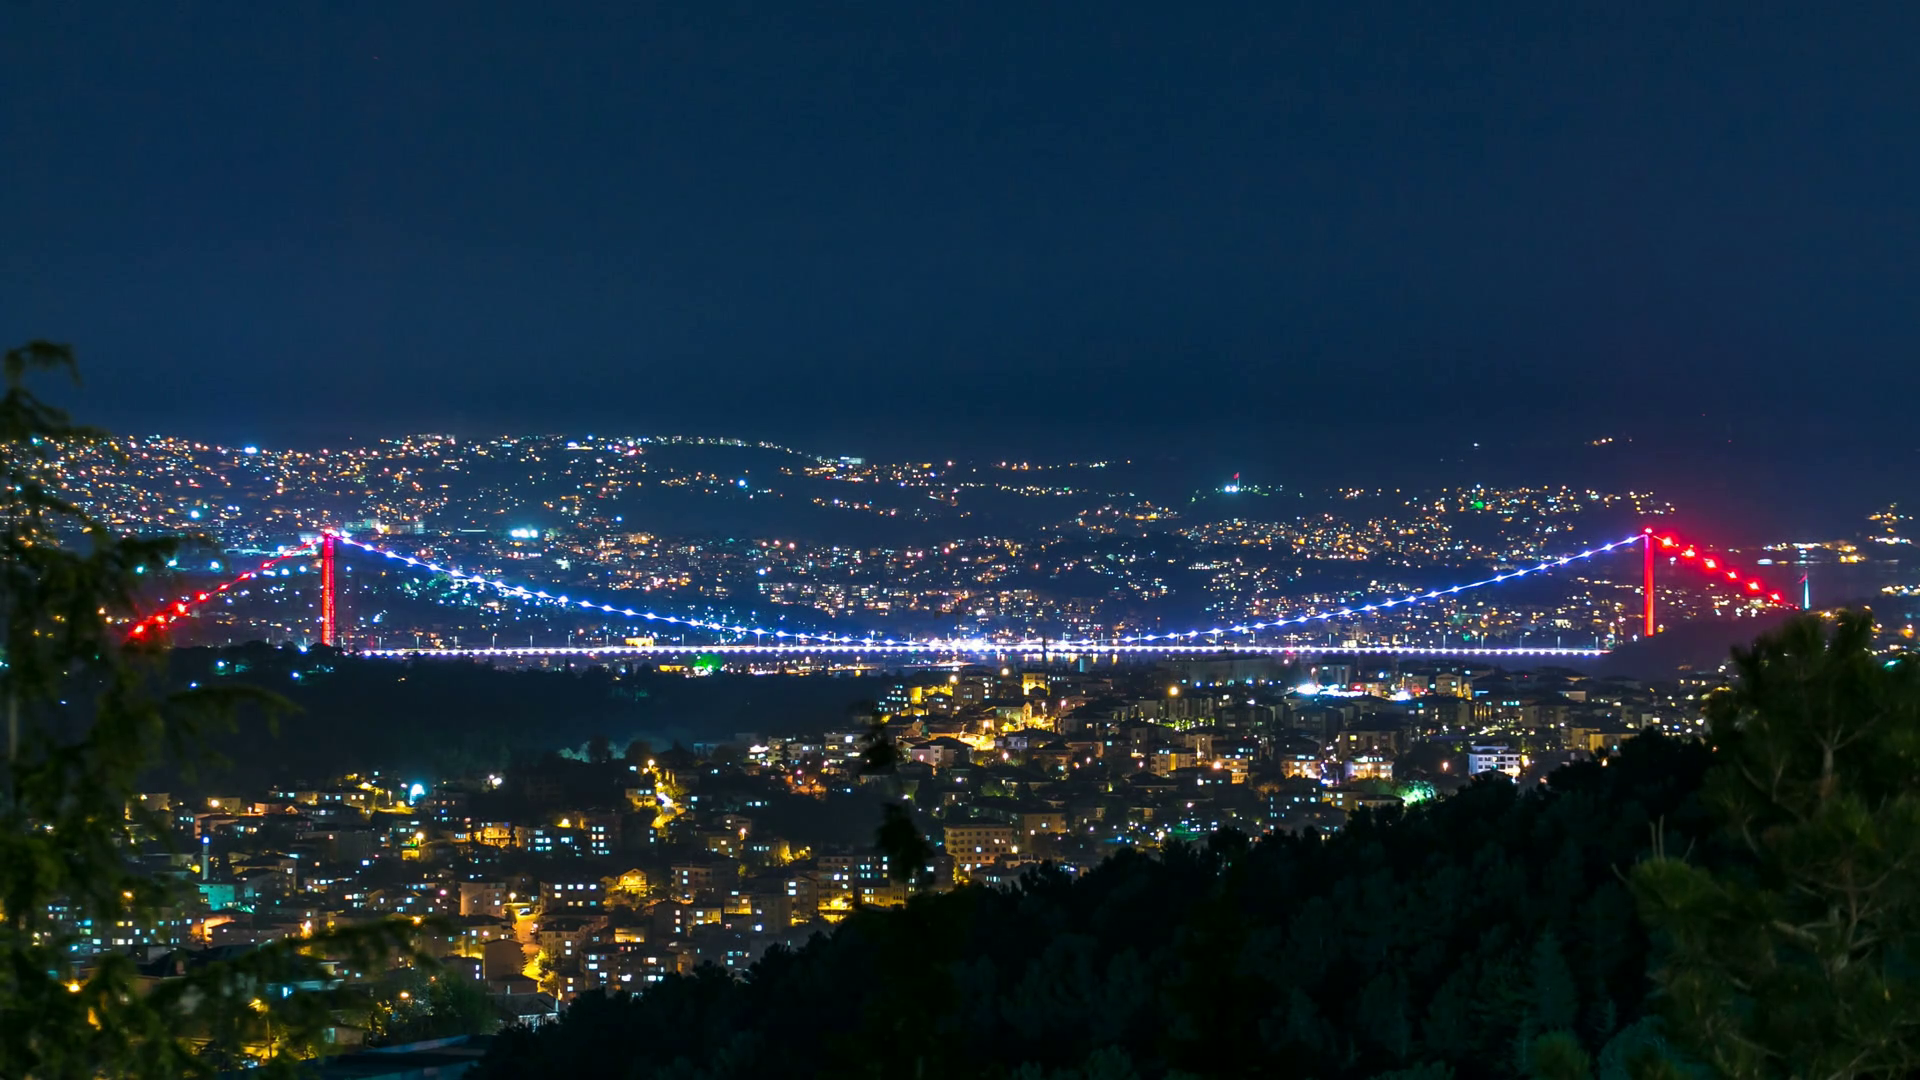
(4, 5), (1917, 533)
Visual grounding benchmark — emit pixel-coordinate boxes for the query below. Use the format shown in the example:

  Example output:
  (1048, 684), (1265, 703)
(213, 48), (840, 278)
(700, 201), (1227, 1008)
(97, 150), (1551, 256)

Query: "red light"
(1643, 527), (1655, 534)
(1681, 548), (1697, 558)
(1660, 537), (1676, 548)
(1747, 581), (1761, 592)
(125, 549), (310, 643)
(1704, 558), (1717, 569)
(1727, 571), (1739, 580)
(1770, 592), (1783, 602)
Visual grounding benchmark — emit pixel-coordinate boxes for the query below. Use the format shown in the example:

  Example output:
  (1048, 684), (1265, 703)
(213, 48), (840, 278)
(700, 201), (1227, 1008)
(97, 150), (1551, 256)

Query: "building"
(458, 881), (511, 918)
(524, 823), (582, 856)
(1276, 753), (1324, 781)
(943, 823), (1015, 871)
(604, 868), (649, 905)
(1336, 724), (1403, 759)
(907, 736), (972, 769)
(1016, 808), (1068, 839)
(534, 915), (608, 966)
(1343, 755), (1394, 782)
(1467, 744), (1523, 778)
(539, 877), (604, 913)
(671, 863), (711, 900)
(576, 812), (621, 857)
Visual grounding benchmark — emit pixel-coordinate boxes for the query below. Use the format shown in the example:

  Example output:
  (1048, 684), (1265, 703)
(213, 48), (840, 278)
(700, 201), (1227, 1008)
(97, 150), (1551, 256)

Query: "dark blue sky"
(3, 4), (1917, 530)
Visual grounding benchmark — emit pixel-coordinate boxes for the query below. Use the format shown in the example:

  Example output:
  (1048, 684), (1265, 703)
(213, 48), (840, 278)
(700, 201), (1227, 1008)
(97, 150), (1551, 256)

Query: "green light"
(1471, 500), (1486, 509)
(1397, 780), (1437, 806)
(692, 654), (723, 676)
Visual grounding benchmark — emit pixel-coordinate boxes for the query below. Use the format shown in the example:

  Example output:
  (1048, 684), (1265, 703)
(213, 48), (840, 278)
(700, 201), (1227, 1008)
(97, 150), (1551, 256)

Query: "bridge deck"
(357, 643), (1608, 659)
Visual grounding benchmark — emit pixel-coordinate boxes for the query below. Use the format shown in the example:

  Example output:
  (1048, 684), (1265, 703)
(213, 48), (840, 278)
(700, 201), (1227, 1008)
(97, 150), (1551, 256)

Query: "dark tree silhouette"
(1632, 611), (1920, 1080)
(0, 343), (423, 1077)
(875, 803), (935, 886)
(475, 731), (1721, 1079)
(586, 731), (613, 764)
(624, 737), (654, 768)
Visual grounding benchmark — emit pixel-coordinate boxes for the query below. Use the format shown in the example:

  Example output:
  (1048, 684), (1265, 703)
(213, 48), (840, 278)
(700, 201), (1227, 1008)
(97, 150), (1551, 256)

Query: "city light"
(117, 459), (1795, 662)
(328, 528), (1741, 655)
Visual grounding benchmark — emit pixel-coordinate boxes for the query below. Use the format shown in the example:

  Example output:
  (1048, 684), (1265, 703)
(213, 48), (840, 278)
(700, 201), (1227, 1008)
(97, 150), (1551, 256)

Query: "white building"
(1467, 744), (1523, 779)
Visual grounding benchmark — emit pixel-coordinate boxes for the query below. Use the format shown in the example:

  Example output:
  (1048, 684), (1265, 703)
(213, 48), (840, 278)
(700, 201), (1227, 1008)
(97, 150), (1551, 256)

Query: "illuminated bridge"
(358, 642), (1613, 660)
(125, 527), (1797, 662)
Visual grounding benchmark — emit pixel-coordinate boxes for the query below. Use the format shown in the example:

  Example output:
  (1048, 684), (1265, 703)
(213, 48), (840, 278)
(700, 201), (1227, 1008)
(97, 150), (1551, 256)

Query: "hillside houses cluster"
(67, 657), (1698, 1035)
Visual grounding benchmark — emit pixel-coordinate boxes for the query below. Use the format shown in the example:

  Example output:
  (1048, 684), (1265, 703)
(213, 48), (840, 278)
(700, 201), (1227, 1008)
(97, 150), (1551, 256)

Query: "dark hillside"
(476, 735), (1715, 1079)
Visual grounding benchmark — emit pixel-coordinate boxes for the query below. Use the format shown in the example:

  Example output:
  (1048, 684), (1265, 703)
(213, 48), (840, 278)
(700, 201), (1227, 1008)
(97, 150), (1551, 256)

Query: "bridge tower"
(321, 532), (337, 647)
(1641, 529), (1656, 637)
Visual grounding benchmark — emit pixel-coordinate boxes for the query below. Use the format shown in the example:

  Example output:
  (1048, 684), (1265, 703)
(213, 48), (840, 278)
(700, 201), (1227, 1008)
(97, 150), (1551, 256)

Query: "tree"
(1632, 612), (1920, 1080)
(624, 736), (653, 768)
(585, 732), (612, 765)
(0, 342), (422, 1077)
(856, 711), (933, 885)
(875, 802), (935, 886)
(366, 970), (500, 1046)
(1530, 931), (1579, 1036)
(856, 709), (902, 776)
(475, 729), (1720, 1078)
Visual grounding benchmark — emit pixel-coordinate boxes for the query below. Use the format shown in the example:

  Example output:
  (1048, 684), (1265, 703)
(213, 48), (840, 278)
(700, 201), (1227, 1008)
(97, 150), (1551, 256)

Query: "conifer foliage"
(0, 343), (419, 1078)
(1632, 612), (1920, 1080)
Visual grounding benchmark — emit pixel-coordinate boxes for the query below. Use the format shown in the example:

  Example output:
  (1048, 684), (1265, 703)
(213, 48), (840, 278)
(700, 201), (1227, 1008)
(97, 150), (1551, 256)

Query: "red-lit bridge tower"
(1643, 529), (1656, 637)
(320, 532), (337, 647)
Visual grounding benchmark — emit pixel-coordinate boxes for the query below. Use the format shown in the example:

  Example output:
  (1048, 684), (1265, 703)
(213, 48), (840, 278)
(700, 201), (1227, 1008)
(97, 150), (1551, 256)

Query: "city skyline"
(46, 426), (1905, 673)
(38, 418), (1912, 541)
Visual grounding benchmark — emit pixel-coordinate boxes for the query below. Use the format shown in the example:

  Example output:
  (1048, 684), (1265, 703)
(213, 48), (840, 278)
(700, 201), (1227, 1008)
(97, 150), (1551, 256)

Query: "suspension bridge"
(123, 527), (1796, 661)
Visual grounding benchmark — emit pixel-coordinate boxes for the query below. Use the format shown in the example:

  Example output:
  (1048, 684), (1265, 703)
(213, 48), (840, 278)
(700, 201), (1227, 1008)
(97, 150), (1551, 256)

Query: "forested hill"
(151, 645), (887, 788)
(476, 734), (1717, 1079)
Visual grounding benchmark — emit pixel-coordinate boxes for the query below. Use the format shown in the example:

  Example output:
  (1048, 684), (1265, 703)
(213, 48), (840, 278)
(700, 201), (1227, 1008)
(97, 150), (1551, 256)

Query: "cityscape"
(57, 431), (1919, 657)
(20, 425), (1920, 1074)
(6, 4), (1920, 1078)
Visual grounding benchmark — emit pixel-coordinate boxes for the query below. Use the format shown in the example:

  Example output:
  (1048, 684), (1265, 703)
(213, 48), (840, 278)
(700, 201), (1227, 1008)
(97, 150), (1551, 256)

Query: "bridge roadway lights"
(356, 643), (1609, 660)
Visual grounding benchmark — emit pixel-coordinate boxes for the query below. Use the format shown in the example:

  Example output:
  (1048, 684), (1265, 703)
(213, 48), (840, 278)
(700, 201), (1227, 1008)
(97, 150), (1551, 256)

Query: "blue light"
(337, 532), (1637, 654)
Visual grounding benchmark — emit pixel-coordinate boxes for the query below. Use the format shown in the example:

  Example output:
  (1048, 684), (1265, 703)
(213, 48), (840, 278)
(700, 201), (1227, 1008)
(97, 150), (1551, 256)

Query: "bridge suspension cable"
(124, 526), (1797, 650)
(125, 546), (315, 640)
